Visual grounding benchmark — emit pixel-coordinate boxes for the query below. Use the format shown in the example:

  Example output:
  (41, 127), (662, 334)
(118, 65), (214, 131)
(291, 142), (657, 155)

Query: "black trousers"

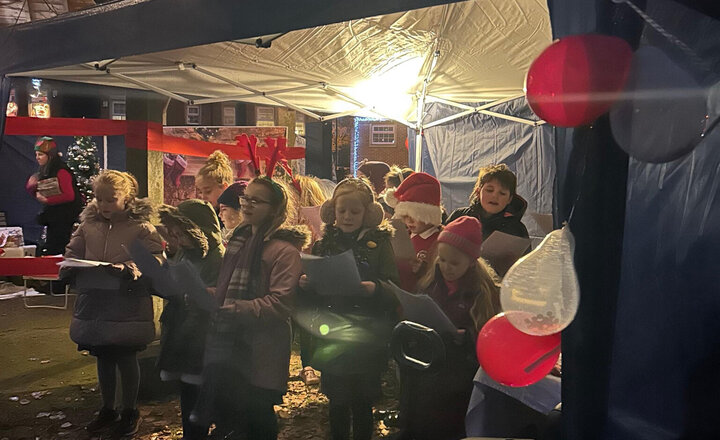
(42, 220), (75, 256)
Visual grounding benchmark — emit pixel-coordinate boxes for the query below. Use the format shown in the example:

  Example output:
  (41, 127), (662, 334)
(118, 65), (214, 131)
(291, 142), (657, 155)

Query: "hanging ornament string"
(611, 0), (712, 75)
(612, 0), (719, 141)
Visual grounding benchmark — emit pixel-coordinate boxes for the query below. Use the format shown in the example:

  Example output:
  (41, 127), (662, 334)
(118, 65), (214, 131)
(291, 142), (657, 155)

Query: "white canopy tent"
(12, 0), (551, 170)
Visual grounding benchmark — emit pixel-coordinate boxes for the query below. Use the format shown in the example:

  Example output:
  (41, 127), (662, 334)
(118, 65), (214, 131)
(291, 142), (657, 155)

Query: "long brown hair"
(248, 176), (295, 237)
(418, 256), (501, 332)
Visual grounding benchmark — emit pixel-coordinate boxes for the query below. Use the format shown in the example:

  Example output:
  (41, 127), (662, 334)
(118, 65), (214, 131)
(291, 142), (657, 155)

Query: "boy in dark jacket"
(447, 164), (529, 241)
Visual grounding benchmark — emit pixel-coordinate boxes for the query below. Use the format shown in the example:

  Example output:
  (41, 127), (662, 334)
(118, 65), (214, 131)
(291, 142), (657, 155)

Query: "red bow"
(237, 134), (261, 175)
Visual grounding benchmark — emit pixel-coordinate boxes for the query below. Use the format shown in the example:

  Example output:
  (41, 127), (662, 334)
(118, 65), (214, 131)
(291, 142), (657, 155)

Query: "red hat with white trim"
(386, 172), (442, 226)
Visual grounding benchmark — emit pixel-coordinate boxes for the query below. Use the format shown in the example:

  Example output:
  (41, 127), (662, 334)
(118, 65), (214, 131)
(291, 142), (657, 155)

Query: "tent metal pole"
(474, 94), (524, 111)
(368, 108), (414, 130)
(192, 83), (325, 105)
(103, 136), (108, 169)
(321, 107), (368, 121)
(423, 109), (475, 129)
(478, 109), (538, 126)
(414, 47), (440, 172)
(425, 95), (475, 110)
(324, 85), (414, 128)
(192, 65), (261, 94)
(110, 67), (182, 75)
(193, 65), (323, 119)
(263, 95), (323, 121)
(105, 70), (191, 103)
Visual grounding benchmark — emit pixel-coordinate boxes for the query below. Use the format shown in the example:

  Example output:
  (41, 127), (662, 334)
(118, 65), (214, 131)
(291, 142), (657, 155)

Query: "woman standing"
(25, 136), (83, 255)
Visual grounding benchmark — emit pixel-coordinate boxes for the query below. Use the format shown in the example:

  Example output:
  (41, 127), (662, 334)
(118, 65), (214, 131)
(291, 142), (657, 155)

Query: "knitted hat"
(320, 177), (384, 228)
(217, 181), (247, 210)
(34, 136), (57, 155)
(386, 172), (442, 226)
(437, 216), (483, 259)
(357, 160), (391, 195)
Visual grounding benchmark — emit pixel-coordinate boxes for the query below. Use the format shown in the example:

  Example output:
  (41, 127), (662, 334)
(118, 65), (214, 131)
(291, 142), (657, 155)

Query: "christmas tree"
(66, 136), (101, 205)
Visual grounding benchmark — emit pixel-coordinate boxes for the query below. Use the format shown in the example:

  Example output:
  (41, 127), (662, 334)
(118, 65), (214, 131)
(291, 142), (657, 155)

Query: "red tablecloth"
(0, 257), (63, 277)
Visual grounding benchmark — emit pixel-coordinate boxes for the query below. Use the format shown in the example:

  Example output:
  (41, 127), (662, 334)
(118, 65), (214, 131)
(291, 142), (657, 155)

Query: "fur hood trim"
(269, 225), (311, 250)
(157, 205), (210, 257)
(80, 197), (154, 223)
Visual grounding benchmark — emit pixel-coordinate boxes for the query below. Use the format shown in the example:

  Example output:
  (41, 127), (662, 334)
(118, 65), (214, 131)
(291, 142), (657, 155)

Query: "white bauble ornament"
(500, 225), (580, 336)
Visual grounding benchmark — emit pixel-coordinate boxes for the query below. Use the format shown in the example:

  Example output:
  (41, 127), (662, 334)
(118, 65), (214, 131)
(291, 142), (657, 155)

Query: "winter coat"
(65, 198), (164, 348)
(217, 226), (307, 393)
(157, 200), (225, 378)
(447, 194), (530, 241)
(300, 224), (400, 376)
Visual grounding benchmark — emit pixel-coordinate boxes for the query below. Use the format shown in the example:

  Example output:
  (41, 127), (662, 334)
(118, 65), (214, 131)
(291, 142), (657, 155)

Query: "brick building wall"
(355, 120), (409, 169)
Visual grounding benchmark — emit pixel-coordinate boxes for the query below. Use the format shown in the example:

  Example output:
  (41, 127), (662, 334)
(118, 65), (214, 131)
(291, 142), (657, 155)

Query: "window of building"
(186, 105), (201, 125)
(371, 124), (395, 145)
(111, 100), (126, 120)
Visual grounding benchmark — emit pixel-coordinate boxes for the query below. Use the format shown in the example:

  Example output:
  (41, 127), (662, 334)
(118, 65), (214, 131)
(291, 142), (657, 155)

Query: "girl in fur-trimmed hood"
(64, 170), (164, 437)
(156, 199), (224, 440)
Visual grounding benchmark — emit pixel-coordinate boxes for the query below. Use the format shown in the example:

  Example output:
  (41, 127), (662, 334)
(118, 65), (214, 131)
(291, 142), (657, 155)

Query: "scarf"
(214, 224), (267, 305)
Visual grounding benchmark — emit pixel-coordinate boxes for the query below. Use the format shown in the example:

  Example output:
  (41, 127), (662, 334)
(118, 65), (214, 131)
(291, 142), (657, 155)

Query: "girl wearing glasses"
(206, 176), (308, 440)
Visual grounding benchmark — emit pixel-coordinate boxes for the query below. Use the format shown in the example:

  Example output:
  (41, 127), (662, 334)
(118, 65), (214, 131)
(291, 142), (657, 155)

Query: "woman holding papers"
(64, 170), (164, 437)
(210, 176), (307, 440)
(299, 177), (400, 440)
(398, 216), (500, 440)
(25, 136), (83, 255)
(446, 164), (529, 241)
(156, 199), (224, 440)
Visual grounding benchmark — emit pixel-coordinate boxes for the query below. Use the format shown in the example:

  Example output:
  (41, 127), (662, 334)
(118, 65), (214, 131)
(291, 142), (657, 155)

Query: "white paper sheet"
(301, 249), (365, 297)
(383, 281), (457, 333)
(58, 258), (113, 268)
(479, 231), (531, 277)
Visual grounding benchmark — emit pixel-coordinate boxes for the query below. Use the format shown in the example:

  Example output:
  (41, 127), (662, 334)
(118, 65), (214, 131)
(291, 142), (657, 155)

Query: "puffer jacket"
(446, 194), (530, 241)
(65, 198), (164, 348)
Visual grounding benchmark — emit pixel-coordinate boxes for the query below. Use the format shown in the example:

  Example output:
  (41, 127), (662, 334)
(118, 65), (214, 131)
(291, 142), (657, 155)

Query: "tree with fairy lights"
(66, 136), (101, 205)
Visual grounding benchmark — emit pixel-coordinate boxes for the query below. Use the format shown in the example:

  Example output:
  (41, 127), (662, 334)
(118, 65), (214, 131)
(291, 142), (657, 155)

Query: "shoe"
(299, 366), (320, 385)
(114, 408), (141, 437)
(86, 407), (119, 433)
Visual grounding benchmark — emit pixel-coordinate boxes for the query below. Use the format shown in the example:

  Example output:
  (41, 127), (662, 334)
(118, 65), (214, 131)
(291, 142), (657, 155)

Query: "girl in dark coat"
(156, 199), (224, 440)
(25, 136), (82, 255)
(398, 216), (500, 440)
(298, 178), (400, 440)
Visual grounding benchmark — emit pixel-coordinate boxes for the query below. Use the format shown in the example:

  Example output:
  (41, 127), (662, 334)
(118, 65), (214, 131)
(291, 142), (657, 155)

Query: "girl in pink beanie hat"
(397, 215), (500, 440)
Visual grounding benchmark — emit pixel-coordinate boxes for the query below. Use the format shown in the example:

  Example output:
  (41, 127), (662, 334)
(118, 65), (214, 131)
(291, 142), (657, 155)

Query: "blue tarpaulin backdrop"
(410, 97), (555, 238)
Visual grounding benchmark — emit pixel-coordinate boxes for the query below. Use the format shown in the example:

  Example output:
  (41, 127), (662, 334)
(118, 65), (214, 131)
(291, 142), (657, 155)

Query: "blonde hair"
(320, 177), (384, 228)
(384, 166), (414, 189)
(92, 169), (139, 203)
(418, 257), (500, 333)
(197, 150), (234, 187)
(297, 175), (328, 208)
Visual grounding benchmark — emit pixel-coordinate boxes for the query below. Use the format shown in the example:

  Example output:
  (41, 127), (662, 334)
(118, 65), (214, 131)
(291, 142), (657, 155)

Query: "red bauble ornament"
(525, 34), (633, 127)
(476, 312), (561, 387)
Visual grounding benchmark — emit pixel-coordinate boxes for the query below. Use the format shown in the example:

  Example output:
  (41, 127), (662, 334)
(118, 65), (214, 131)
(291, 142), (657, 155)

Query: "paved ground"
(0, 293), (399, 440)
